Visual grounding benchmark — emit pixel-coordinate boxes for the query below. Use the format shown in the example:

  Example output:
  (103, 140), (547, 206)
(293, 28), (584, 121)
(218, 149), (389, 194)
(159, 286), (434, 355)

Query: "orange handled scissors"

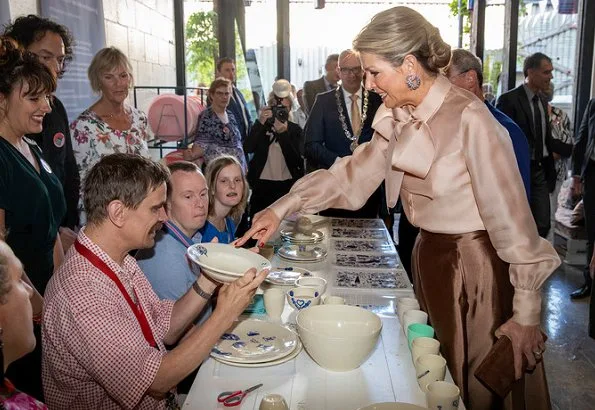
(217, 383), (263, 407)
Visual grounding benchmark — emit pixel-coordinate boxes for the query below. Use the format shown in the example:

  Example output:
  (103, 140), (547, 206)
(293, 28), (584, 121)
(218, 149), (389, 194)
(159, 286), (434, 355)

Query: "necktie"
(351, 94), (361, 136)
(532, 94), (544, 161)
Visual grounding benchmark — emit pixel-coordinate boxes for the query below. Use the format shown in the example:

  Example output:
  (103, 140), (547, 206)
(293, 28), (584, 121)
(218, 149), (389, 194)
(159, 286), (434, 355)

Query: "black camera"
(270, 97), (289, 124)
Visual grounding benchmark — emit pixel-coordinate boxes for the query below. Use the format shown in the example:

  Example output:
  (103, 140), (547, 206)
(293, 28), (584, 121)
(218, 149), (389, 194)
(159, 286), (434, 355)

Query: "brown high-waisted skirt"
(412, 229), (551, 410)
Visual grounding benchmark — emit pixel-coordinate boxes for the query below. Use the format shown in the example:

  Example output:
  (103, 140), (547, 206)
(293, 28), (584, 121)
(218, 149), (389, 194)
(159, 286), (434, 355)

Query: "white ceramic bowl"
(296, 305), (382, 371)
(286, 287), (321, 310)
(187, 243), (271, 283)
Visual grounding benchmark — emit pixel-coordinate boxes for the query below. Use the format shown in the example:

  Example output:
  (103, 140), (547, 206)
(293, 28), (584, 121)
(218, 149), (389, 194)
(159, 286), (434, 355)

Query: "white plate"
(213, 339), (303, 368)
(278, 245), (327, 262)
(210, 320), (298, 364)
(265, 267), (312, 285)
(357, 403), (427, 410)
(187, 243), (271, 283)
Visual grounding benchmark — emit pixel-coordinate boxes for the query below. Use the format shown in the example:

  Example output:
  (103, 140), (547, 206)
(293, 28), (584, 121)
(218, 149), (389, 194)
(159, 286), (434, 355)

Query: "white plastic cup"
(259, 393), (289, 410)
(396, 297), (420, 324)
(415, 353), (447, 393)
(426, 381), (460, 410)
(264, 288), (286, 320)
(403, 309), (429, 336)
(411, 337), (440, 364)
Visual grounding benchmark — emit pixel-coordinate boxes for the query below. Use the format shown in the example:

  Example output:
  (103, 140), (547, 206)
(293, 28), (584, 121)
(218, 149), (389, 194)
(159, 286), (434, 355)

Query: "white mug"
(411, 337), (440, 364)
(396, 297), (420, 324)
(426, 380), (460, 410)
(259, 393), (289, 410)
(415, 353), (447, 393)
(323, 295), (346, 305)
(296, 276), (327, 295)
(264, 288), (286, 320)
(403, 309), (428, 336)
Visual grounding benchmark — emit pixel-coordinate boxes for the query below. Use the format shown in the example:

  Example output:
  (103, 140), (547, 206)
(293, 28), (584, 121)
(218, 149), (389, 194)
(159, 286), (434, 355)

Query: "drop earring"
(406, 74), (421, 90)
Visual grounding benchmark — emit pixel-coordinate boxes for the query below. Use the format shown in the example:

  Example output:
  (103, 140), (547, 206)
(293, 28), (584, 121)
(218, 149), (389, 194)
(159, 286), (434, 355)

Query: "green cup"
(408, 323), (435, 349)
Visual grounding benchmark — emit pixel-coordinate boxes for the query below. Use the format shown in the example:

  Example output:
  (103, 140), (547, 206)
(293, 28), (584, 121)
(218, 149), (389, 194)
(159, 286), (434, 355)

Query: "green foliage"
(448, 0), (471, 35)
(185, 11), (219, 85)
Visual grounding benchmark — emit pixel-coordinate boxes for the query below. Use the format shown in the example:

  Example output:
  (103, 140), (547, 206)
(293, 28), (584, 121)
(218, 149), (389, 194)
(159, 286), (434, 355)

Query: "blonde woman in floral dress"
(70, 47), (151, 222)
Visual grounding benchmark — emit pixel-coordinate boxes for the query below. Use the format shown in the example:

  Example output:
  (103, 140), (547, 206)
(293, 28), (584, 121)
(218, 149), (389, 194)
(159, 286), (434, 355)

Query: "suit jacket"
(227, 86), (252, 141)
(304, 87), (382, 170)
(496, 84), (565, 191)
(302, 76), (329, 115)
(572, 98), (595, 178)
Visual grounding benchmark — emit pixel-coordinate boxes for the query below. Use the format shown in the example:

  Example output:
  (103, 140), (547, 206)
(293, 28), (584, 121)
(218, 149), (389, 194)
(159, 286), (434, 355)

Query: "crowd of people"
(0, 6), (592, 410)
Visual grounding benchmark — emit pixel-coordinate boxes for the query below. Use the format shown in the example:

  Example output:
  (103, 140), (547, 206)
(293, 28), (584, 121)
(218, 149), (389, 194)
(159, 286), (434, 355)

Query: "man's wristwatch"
(192, 281), (213, 299)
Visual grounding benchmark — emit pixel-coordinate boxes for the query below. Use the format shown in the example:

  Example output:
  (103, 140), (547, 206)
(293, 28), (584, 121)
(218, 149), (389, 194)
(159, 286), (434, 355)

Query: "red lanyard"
(74, 240), (157, 348)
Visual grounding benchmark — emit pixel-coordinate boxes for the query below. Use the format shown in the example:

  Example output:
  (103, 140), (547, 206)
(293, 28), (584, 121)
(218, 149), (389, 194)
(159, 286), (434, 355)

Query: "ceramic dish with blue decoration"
(210, 319), (299, 363)
(264, 266), (312, 286)
(187, 243), (271, 283)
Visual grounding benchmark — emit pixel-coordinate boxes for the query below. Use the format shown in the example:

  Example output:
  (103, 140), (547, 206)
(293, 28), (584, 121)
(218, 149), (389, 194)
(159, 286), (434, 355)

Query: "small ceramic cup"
(259, 393), (289, 410)
(411, 336), (441, 364)
(396, 297), (420, 324)
(323, 295), (346, 305)
(286, 286), (320, 310)
(402, 309), (429, 336)
(264, 288), (286, 320)
(415, 353), (447, 393)
(426, 381), (460, 410)
(295, 276), (327, 296)
(407, 323), (435, 349)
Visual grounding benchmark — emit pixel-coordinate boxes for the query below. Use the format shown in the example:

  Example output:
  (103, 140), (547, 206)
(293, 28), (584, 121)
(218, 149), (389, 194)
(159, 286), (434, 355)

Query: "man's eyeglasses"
(340, 67), (362, 75)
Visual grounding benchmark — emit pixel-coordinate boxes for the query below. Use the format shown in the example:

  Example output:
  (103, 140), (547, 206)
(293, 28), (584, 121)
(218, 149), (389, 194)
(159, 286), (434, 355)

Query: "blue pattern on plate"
(221, 333), (240, 341)
(232, 341), (246, 348)
(212, 347), (231, 356)
(263, 336), (276, 341)
(247, 330), (260, 336)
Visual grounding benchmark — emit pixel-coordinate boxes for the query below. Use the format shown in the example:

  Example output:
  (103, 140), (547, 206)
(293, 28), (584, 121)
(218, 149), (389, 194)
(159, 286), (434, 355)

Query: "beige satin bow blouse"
(270, 75), (560, 326)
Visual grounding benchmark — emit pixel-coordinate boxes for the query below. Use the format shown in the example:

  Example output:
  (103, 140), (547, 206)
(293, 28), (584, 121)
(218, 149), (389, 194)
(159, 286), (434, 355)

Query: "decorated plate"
(210, 320), (298, 363)
(264, 267), (312, 286)
(357, 403), (427, 410)
(187, 243), (271, 283)
(278, 245), (327, 262)
(213, 339), (303, 368)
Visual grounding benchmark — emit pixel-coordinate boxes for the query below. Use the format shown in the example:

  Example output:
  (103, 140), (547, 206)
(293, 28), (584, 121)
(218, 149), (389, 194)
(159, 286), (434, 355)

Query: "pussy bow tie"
(373, 105), (435, 208)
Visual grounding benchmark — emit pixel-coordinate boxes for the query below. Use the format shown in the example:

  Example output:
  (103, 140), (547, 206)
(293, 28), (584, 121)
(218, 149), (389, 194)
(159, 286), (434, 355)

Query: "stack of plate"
(279, 228), (325, 245)
(277, 245), (327, 262)
(210, 320), (302, 367)
(264, 267), (311, 286)
(187, 243), (271, 283)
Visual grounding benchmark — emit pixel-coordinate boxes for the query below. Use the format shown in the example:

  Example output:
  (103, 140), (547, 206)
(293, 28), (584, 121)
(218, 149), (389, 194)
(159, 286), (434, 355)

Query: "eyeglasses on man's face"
(340, 66), (363, 75)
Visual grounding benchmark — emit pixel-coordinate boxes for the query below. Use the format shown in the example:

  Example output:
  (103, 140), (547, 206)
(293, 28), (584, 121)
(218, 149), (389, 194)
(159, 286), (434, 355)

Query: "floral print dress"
(0, 378), (47, 409)
(191, 107), (247, 172)
(70, 105), (152, 221)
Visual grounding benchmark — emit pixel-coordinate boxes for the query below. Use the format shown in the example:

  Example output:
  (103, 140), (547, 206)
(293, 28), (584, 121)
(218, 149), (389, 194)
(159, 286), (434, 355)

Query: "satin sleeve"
(462, 100), (560, 326)
(269, 132), (388, 219)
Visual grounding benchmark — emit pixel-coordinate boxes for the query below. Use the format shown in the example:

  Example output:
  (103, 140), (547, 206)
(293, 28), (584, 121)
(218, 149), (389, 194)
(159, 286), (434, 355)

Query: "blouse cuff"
(512, 288), (542, 326)
(269, 192), (302, 222)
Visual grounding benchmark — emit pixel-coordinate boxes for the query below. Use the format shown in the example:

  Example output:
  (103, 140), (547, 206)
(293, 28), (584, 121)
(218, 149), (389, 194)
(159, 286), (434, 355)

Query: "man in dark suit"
(302, 53), (339, 115)
(570, 98), (595, 302)
(497, 53), (571, 238)
(216, 57), (252, 141)
(304, 49), (382, 218)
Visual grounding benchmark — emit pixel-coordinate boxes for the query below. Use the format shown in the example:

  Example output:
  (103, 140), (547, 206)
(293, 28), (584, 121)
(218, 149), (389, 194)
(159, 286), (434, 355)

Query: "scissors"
(217, 383), (263, 407)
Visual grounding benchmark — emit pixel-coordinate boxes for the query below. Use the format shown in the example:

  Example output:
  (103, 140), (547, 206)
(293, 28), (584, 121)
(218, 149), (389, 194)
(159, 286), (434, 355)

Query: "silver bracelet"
(192, 281), (213, 299)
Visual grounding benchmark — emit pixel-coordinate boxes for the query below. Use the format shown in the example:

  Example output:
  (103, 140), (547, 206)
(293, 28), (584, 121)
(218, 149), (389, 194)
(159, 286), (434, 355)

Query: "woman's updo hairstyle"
(352, 6), (451, 75)
(0, 36), (56, 100)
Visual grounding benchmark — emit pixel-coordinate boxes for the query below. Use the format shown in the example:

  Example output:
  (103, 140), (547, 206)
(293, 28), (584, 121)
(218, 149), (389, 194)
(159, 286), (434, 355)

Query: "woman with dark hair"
(0, 36), (65, 400)
(0, 239), (46, 408)
(3, 15), (80, 248)
(190, 77), (247, 172)
(239, 7), (560, 409)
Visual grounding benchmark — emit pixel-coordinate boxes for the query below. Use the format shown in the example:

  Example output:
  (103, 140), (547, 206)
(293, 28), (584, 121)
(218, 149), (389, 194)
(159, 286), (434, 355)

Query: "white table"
(183, 218), (464, 410)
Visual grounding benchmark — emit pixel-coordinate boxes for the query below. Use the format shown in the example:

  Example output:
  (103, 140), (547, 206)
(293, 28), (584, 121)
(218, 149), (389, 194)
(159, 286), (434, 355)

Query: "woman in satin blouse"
(239, 7), (560, 410)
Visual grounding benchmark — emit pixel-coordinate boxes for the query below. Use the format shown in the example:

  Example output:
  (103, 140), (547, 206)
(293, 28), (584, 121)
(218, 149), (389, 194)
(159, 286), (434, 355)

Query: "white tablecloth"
(183, 218), (464, 410)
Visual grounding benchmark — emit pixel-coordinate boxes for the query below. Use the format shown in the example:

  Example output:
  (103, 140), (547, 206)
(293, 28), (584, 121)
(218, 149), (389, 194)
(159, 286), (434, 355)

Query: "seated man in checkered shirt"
(41, 154), (268, 409)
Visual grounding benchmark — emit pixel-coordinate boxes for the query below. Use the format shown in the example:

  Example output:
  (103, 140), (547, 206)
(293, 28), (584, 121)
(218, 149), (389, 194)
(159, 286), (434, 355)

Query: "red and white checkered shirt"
(42, 230), (175, 409)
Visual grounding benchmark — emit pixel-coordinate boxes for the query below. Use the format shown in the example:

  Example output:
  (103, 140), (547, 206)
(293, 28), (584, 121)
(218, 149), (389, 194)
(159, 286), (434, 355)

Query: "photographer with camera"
(244, 79), (304, 220)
